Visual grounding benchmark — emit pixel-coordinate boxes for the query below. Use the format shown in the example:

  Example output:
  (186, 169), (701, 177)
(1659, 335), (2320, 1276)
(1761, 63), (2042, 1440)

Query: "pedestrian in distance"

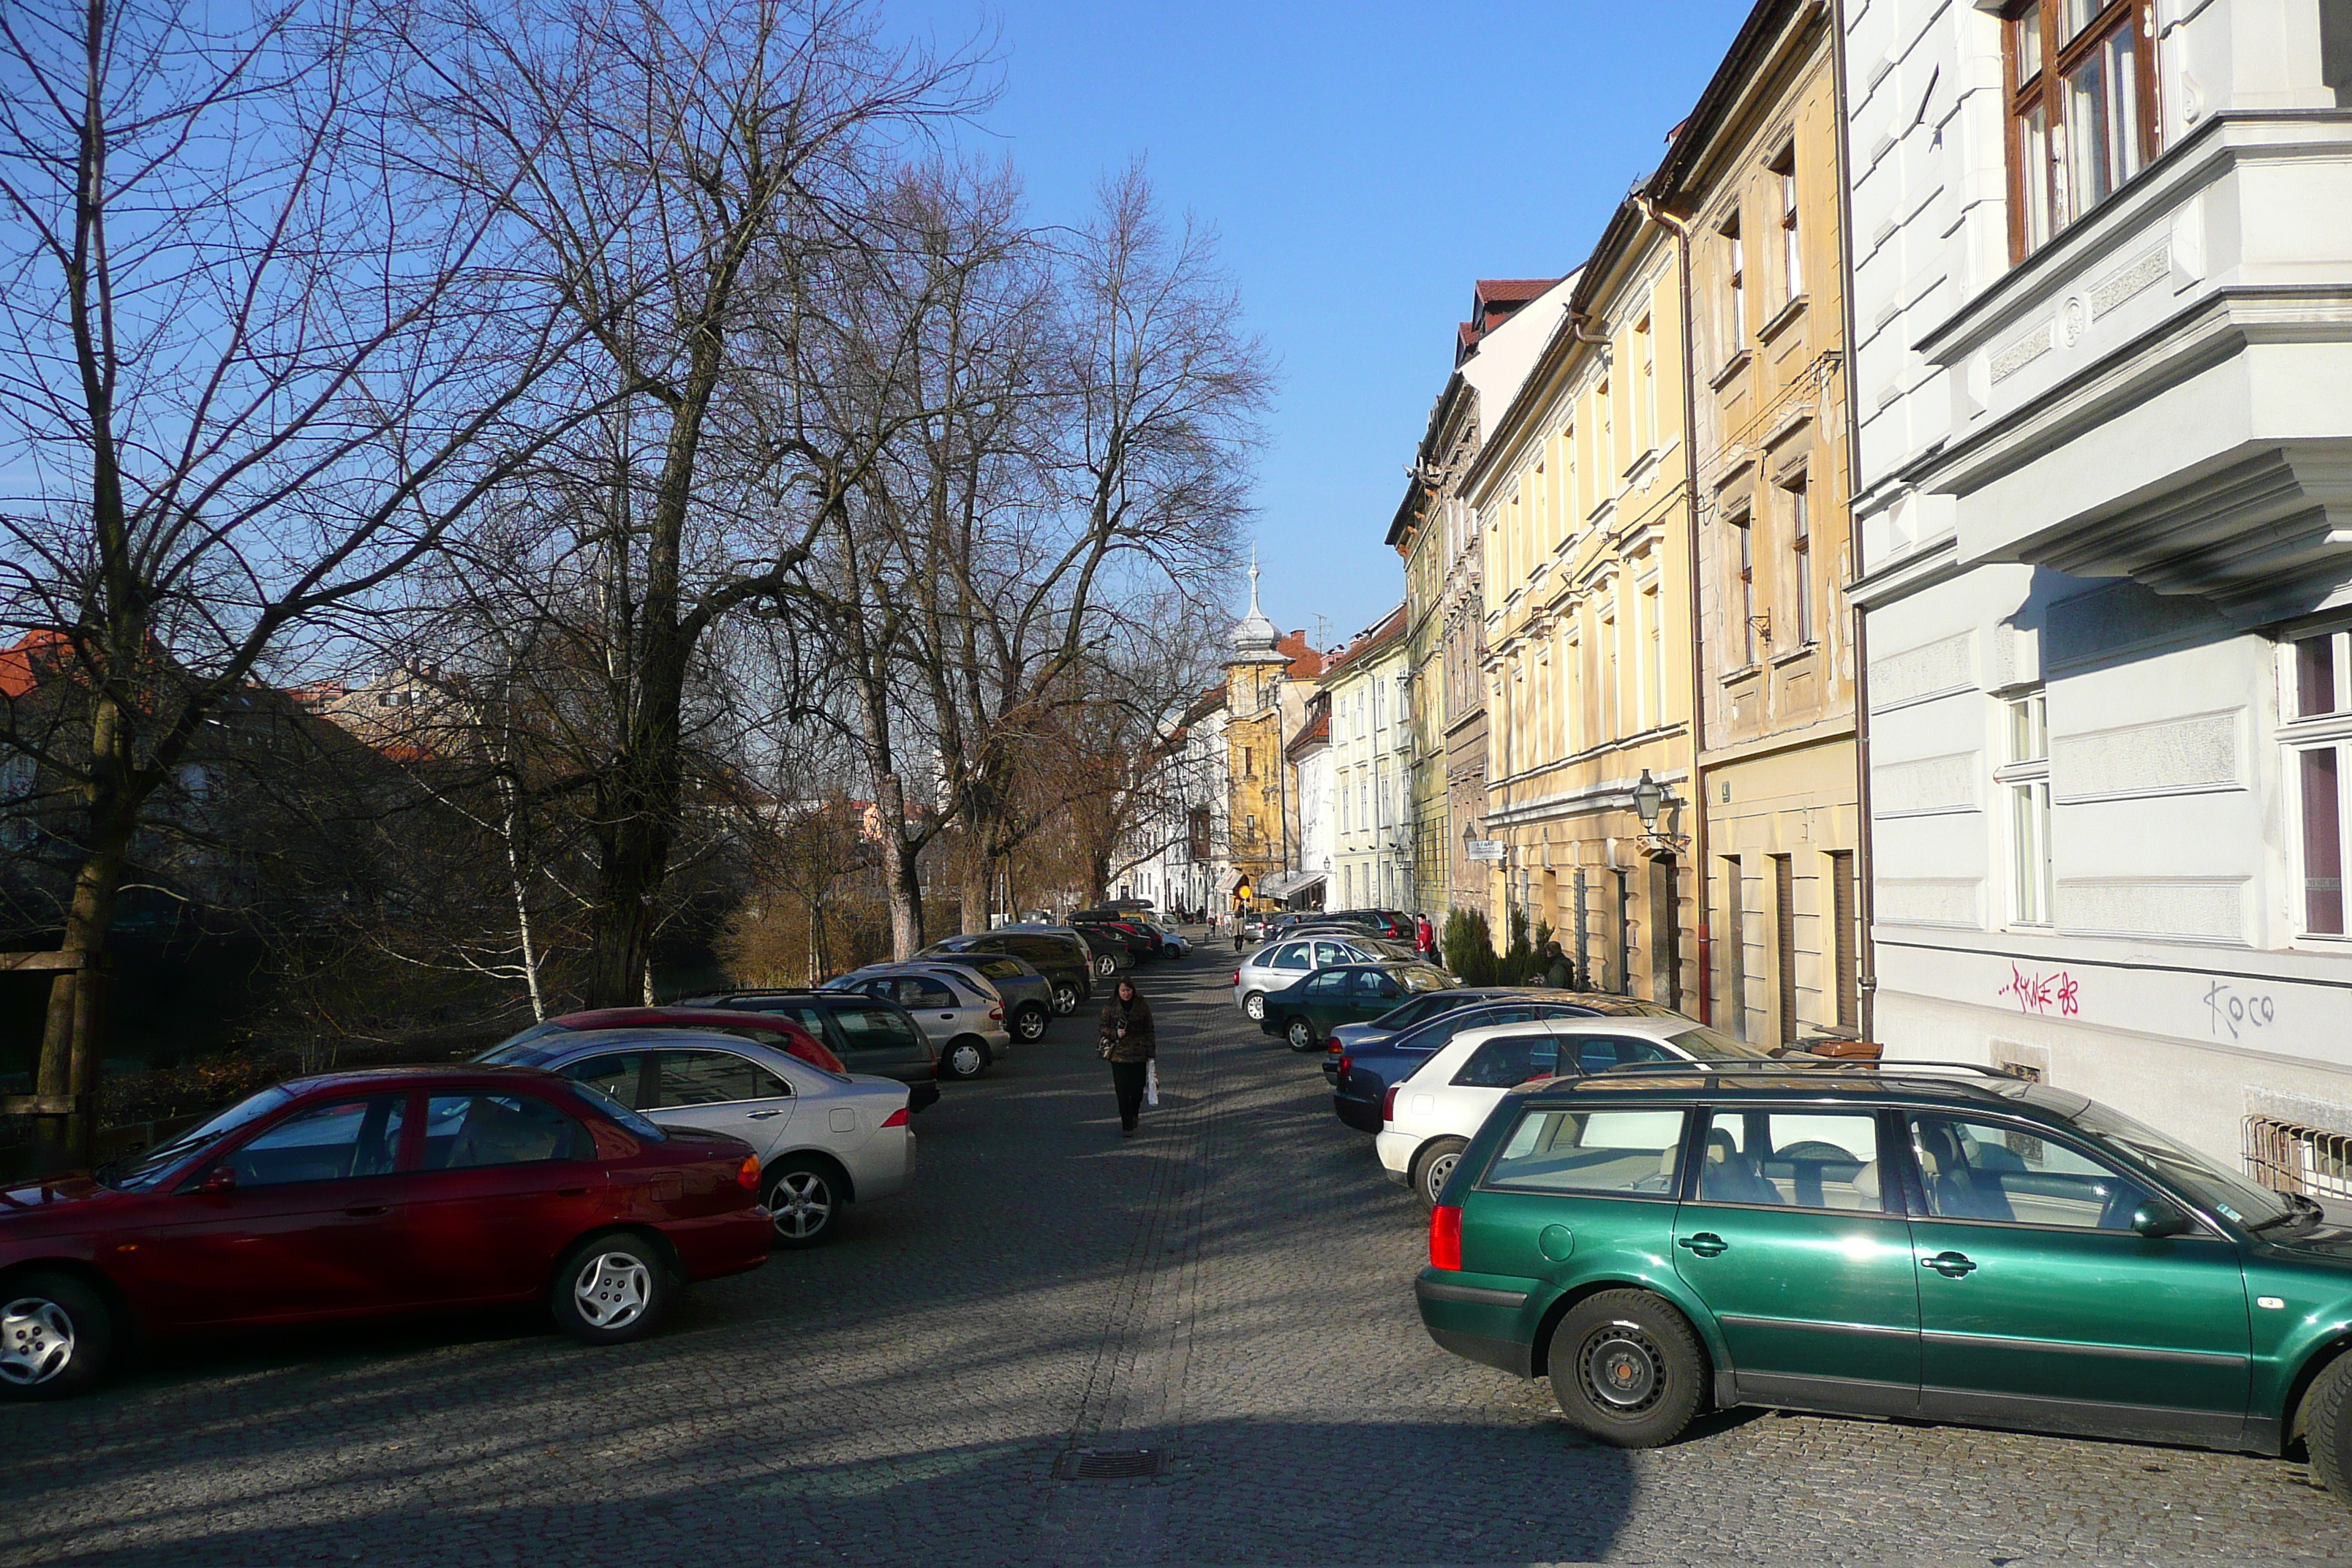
(1098, 978), (1158, 1137)
(1232, 911), (1245, 952)
(1542, 940), (1575, 990)
(1415, 911), (1436, 957)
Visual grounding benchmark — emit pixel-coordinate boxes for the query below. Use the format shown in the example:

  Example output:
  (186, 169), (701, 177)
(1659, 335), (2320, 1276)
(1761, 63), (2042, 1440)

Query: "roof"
(0, 630), (74, 700)
(1284, 705), (1330, 758)
(1474, 279), (1559, 305)
(1277, 630), (1324, 680)
(1644, 0), (1813, 206)
(1319, 603), (1409, 682)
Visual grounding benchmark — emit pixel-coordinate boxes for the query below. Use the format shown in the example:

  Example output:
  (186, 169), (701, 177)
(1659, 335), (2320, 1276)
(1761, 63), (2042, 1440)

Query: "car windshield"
(94, 1085), (295, 1191)
(476, 1040), (561, 1066)
(2073, 1100), (2291, 1229)
(566, 1078), (668, 1141)
(1665, 1025), (1775, 1060)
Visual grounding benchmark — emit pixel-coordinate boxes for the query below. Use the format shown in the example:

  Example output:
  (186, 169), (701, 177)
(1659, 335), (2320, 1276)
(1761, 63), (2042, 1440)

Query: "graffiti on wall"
(1997, 965), (2081, 1017)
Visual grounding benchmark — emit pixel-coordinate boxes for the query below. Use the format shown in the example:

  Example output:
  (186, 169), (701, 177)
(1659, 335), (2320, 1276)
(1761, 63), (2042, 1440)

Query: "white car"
(480, 1027), (913, 1247)
(1231, 935), (1446, 1020)
(1376, 1014), (1764, 1206)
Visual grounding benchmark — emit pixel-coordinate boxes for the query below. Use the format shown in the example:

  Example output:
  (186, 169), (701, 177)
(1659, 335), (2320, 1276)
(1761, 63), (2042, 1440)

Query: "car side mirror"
(2130, 1199), (2193, 1238)
(190, 1164), (237, 1196)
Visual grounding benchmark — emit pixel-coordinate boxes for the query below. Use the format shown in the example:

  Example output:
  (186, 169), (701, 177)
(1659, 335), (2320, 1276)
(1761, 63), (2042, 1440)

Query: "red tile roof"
(1319, 603), (1410, 679)
(1278, 631), (1324, 680)
(1474, 279), (1558, 304)
(0, 630), (75, 700)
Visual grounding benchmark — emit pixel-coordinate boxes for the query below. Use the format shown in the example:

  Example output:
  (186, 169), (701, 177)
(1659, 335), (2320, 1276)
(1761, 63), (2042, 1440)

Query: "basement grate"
(1054, 1448), (1163, 1480)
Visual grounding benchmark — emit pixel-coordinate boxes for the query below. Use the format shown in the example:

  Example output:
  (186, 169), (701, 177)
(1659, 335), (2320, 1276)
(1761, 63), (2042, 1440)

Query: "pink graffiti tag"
(1997, 965), (2080, 1017)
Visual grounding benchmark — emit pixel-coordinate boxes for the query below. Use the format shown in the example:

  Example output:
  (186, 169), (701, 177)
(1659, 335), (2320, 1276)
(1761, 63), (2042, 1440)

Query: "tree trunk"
(37, 680), (140, 1163)
(960, 853), (991, 935)
(880, 773), (924, 957)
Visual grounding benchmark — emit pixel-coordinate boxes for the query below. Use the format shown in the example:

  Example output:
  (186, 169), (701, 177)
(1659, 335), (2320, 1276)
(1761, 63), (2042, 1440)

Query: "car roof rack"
(1581, 1057), (2029, 1082)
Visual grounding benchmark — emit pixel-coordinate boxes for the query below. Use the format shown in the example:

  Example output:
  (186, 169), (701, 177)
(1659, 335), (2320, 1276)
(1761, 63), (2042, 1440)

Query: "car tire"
(762, 1159), (843, 1249)
(1050, 982), (1080, 1016)
(2305, 1350), (2352, 1494)
(943, 1036), (992, 1080)
(1014, 1003), (1050, 1042)
(1243, 991), (1266, 1022)
(0, 1271), (115, 1401)
(1548, 1290), (1706, 1449)
(1410, 1137), (1469, 1210)
(1285, 1016), (1316, 1052)
(1095, 954), (1116, 979)
(549, 1233), (671, 1343)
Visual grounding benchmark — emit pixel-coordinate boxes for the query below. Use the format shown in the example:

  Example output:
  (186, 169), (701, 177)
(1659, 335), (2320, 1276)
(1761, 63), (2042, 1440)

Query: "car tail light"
(736, 1156), (761, 1192)
(1429, 1204), (1463, 1271)
(1231, 970), (1241, 987)
(880, 1107), (910, 1128)
(989, 1006), (1003, 1022)
(1382, 1085), (1398, 1122)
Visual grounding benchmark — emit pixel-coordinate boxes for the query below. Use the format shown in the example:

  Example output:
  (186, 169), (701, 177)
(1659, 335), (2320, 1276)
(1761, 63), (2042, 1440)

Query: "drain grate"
(1054, 1448), (1163, 1480)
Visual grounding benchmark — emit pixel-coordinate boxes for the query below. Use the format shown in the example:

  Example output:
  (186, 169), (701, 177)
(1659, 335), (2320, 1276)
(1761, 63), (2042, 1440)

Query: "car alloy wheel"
(1051, 983), (1079, 1016)
(1015, 1005), (1049, 1042)
(0, 1294), (77, 1390)
(570, 1251), (653, 1331)
(1096, 954), (1116, 978)
(1243, 992), (1266, 1021)
(1286, 1017), (1314, 1051)
(766, 1166), (837, 1245)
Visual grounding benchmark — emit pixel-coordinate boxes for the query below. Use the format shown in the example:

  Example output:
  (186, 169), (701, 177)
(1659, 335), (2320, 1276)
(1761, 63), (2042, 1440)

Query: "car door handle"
(745, 1109), (785, 1120)
(344, 1205), (392, 1218)
(1677, 1232), (1728, 1257)
(557, 1187), (589, 1197)
(1921, 1250), (1978, 1278)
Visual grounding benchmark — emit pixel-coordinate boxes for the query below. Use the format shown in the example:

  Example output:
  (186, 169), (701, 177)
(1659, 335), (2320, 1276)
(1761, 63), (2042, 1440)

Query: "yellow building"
(1467, 206), (1699, 1006)
(1647, 0), (1861, 1047)
(1221, 563), (1325, 915)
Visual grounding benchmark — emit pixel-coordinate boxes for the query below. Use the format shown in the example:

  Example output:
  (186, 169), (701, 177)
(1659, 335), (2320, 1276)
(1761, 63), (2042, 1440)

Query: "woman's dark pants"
(1111, 1060), (1150, 1131)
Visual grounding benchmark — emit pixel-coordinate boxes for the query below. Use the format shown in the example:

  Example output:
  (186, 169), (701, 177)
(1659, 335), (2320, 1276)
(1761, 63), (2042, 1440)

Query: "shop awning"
(1260, 870), (1327, 900)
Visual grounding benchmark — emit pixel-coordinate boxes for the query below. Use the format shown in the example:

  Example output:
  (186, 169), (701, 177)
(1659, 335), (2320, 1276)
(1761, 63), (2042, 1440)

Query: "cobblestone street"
(6, 951), (2350, 1567)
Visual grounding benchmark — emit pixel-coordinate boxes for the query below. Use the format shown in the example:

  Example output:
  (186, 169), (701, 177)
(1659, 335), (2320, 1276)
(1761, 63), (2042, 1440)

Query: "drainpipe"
(1828, 0), (1878, 1041)
(1633, 188), (1713, 1025)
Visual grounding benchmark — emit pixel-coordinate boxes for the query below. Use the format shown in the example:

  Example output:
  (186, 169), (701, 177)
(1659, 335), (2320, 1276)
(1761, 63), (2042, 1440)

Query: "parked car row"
(0, 929), (1154, 1401)
(1227, 930), (2352, 1512)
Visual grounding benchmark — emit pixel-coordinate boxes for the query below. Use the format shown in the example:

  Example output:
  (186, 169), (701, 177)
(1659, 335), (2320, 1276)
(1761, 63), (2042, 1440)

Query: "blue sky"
(892, 0), (1756, 648)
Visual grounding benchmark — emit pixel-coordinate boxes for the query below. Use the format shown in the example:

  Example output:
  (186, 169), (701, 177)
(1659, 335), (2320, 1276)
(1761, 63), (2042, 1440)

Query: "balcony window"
(1719, 211), (1746, 353)
(2005, 0), (2157, 260)
(1771, 144), (1801, 303)
(1732, 511), (1757, 667)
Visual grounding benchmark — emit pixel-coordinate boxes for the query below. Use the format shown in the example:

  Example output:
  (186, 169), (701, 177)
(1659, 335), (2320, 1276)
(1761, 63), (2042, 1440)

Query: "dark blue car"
(1329, 993), (1687, 1132)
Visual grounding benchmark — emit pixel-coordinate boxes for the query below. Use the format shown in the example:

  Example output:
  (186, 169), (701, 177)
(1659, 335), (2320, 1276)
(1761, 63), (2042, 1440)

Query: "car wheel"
(763, 1160), (842, 1249)
(1095, 954), (1116, 979)
(1411, 1137), (1469, 1210)
(1548, 1290), (1705, 1448)
(0, 1273), (114, 1401)
(1050, 982), (1080, 1016)
(1285, 1016), (1316, 1052)
(550, 1233), (671, 1343)
(1243, 991), (1266, 1021)
(943, 1036), (991, 1080)
(1014, 1003), (1050, 1042)
(2305, 1349), (2352, 1495)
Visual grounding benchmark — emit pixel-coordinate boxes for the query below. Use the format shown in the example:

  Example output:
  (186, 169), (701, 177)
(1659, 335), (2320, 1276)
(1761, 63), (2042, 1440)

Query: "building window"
(1783, 472), (1813, 647)
(1997, 690), (2054, 925)
(1731, 511), (1757, 666)
(1645, 586), (1665, 729)
(1719, 210), (1744, 353)
(1635, 316), (1657, 451)
(1771, 143), (1801, 301)
(2283, 627), (2352, 936)
(2005, 0), (2158, 260)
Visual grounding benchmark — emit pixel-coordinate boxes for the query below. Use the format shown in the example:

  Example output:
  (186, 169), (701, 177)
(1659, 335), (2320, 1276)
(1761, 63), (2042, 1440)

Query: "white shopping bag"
(1145, 1060), (1160, 1107)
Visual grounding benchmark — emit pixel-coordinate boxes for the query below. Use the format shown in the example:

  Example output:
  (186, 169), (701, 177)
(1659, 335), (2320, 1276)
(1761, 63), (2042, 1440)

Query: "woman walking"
(1098, 978), (1158, 1137)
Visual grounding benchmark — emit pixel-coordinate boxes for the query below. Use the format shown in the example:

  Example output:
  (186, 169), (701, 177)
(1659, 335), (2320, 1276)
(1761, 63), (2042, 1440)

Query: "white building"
(1123, 685), (1229, 918)
(1326, 604), (1416, 913)
(1278, 690), (1335, 909)
(1843, 0), (2352, 1171)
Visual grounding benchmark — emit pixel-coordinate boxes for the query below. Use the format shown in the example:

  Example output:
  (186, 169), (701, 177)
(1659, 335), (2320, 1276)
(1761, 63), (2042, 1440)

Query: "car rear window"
(1484, 1109), (1688, 1197)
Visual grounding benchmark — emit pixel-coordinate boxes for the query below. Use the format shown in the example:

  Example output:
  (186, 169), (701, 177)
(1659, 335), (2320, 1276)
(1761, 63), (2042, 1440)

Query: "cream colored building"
(1469, 206), (1699, 1005)
(1648, 0), (1861, 1047)
(1324, 604), (1413, 913)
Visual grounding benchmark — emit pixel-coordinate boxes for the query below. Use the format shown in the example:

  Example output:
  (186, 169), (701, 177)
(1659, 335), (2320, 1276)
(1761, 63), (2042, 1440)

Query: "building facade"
(1324, 605), (1414, 912)
(1390, 279), (1575, 922)
(1470, 209), (1700, 1004)
(1221, 565), (1326, 915)
(1843, 0), (2352, 1166)
(1651, 0), (1863, 1047)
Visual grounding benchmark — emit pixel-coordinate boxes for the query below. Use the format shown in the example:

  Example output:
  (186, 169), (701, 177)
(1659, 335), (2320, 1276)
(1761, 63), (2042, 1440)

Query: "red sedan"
(0, 1064), (771, 1400)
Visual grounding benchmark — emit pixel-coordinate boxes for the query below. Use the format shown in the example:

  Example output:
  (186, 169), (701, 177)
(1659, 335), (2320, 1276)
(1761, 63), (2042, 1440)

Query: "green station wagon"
(1415, 1061), (2352, 1500)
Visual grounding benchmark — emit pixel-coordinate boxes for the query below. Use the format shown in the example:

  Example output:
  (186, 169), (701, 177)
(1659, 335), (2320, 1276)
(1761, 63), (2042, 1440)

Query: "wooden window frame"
(2003, 0), (2160, 263)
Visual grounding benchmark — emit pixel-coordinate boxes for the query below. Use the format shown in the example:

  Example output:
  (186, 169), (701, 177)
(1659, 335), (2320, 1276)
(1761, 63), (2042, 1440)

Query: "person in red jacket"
(1415, 912), (1436, 957)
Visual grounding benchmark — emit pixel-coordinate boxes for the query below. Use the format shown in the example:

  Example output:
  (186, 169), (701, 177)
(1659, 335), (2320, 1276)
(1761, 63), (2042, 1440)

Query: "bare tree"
(0, 0), (584, 1151)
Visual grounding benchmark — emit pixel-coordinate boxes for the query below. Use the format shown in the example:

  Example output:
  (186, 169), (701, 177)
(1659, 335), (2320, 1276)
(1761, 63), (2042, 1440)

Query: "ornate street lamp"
(1629, 768), (1688, 855)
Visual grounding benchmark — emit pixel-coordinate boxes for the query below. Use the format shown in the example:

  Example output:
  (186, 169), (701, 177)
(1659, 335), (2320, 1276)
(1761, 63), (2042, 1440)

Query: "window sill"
(1757, 294), (1807, 346)
(1719, 663), (1763, 687)
(1769, 642), (1819, 668)
(1709, 350), (1752, 392)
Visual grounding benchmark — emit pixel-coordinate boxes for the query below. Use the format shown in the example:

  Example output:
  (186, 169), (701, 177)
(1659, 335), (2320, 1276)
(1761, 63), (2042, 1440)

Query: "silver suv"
(823, 964), (1014, 1079)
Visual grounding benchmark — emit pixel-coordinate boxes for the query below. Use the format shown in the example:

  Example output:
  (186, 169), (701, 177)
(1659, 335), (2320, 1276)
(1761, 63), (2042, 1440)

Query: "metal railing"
(2245, 1115), (2352, 1202)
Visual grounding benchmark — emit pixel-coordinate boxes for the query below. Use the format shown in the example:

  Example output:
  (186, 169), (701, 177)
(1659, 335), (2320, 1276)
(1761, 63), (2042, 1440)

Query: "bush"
(1499, 905), (1534, 987)
(1442, 908), (1498, 987)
